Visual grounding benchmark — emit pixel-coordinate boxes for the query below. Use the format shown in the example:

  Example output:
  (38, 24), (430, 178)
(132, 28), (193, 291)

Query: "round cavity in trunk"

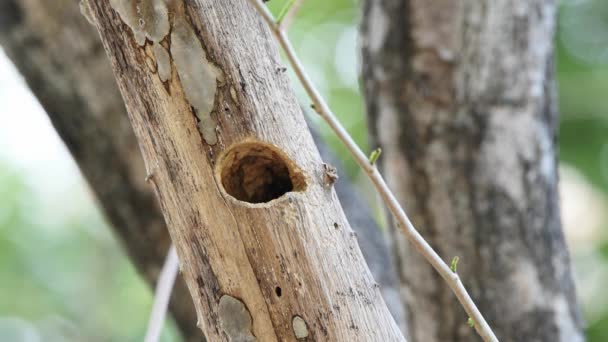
(218, 141), (306, 204)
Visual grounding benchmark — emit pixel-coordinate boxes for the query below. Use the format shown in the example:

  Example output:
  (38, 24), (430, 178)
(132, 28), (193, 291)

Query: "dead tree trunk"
(0, 0), (406, 339)
(361, 0), (584, 341)
(79, 0), (403, 340)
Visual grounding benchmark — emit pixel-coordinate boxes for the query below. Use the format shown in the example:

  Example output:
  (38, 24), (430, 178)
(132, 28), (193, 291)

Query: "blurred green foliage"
(557, 2), (608, 338)
(0, 165), (179, 341)
(1, 0), (608, 340)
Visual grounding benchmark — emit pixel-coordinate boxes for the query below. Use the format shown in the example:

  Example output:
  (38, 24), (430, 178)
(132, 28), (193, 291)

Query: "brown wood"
(81, 0), (404, 340)
(361, 0), (584, 341)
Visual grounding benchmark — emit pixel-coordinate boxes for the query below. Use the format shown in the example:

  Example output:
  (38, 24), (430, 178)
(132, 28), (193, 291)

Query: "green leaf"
(450, 256), (459, 273)
(369, 148), (382, 165)
(277, 0), (297, 23)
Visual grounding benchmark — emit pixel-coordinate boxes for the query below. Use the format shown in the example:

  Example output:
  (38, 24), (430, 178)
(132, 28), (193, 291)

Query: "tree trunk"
(0, 0), (405, 339)
(361, 0), (584, 341)
(312, 129), (407, 333)
(80, 0), (403, 340)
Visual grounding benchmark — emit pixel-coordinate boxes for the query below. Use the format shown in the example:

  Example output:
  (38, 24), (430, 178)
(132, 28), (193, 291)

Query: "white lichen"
(109, 0), (169, 45)
(218, 295), (256, 342)
(153, 43), (171, 82)
(171, 15), (222, 145)
(292, 316), (308, 339)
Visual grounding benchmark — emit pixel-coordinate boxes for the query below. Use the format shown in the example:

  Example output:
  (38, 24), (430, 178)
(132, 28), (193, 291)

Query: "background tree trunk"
(79, 0), (403, 340)
(361, 0), (584, 341)
(0, 0), (405, 339)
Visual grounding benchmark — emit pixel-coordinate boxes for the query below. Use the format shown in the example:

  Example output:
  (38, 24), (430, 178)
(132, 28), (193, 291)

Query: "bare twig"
(144, 246), (179, 342)
(246, 1), (499, 341)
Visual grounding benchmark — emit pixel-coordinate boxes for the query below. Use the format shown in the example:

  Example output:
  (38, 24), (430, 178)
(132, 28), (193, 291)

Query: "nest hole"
(219, 142), (306, 204)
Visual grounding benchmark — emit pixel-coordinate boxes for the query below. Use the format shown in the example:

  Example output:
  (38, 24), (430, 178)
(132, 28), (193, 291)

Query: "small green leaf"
(467, 317), (475, 328)
(451, 256), (459, 273)
(277, 0), (297, 23)
(369, 148), (382, 165)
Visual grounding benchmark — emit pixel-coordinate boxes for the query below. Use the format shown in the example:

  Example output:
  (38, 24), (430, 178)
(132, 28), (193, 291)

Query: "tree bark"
(80, 0), (403, 340)
(361, 0), (584, 341)
(0, 0), (405, 339)
(312, 129), (407, 333)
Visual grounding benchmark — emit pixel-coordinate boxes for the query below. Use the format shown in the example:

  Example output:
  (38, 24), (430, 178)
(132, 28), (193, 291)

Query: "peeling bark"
(361, 0), (584, 341)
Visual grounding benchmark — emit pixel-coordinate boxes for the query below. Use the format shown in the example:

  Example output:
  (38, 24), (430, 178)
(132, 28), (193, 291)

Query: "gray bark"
(310, 126), (406, 332)
(361, 0), (584, 341)
(0, 0), (404, 339)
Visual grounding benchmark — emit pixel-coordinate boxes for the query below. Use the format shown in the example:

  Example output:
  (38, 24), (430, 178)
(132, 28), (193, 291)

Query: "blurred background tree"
(0, 0), (607, 340)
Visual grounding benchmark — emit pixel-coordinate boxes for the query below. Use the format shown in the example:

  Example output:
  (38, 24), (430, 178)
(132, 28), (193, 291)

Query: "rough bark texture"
(312, 128), (406, 332)
(361, 0), (584, 341)
(81, 0), (403, 340)
(0, 0), (406, 340)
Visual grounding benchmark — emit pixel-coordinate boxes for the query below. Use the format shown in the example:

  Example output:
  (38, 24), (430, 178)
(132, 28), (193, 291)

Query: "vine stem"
(246, 1), (499, 341)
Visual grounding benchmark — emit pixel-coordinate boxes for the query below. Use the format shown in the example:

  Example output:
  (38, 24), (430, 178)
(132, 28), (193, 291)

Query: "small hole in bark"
(218, 141), (306, 203)
(275, 287), (282, 297)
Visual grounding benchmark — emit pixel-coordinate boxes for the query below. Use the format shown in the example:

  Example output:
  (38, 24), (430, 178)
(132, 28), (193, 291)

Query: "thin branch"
(144, 246), (180, 342)
(246, 1), (499, 341)
(278, 0), (305, 31)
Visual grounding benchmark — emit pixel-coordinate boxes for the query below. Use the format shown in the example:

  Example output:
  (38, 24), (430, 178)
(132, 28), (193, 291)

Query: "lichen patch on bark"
(109, 0), (169, 45)
(292, 316), (309, 339)
(171, 14), (222, 145)
(152, 42), (171, 81)
(218, 295), (256, 342)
